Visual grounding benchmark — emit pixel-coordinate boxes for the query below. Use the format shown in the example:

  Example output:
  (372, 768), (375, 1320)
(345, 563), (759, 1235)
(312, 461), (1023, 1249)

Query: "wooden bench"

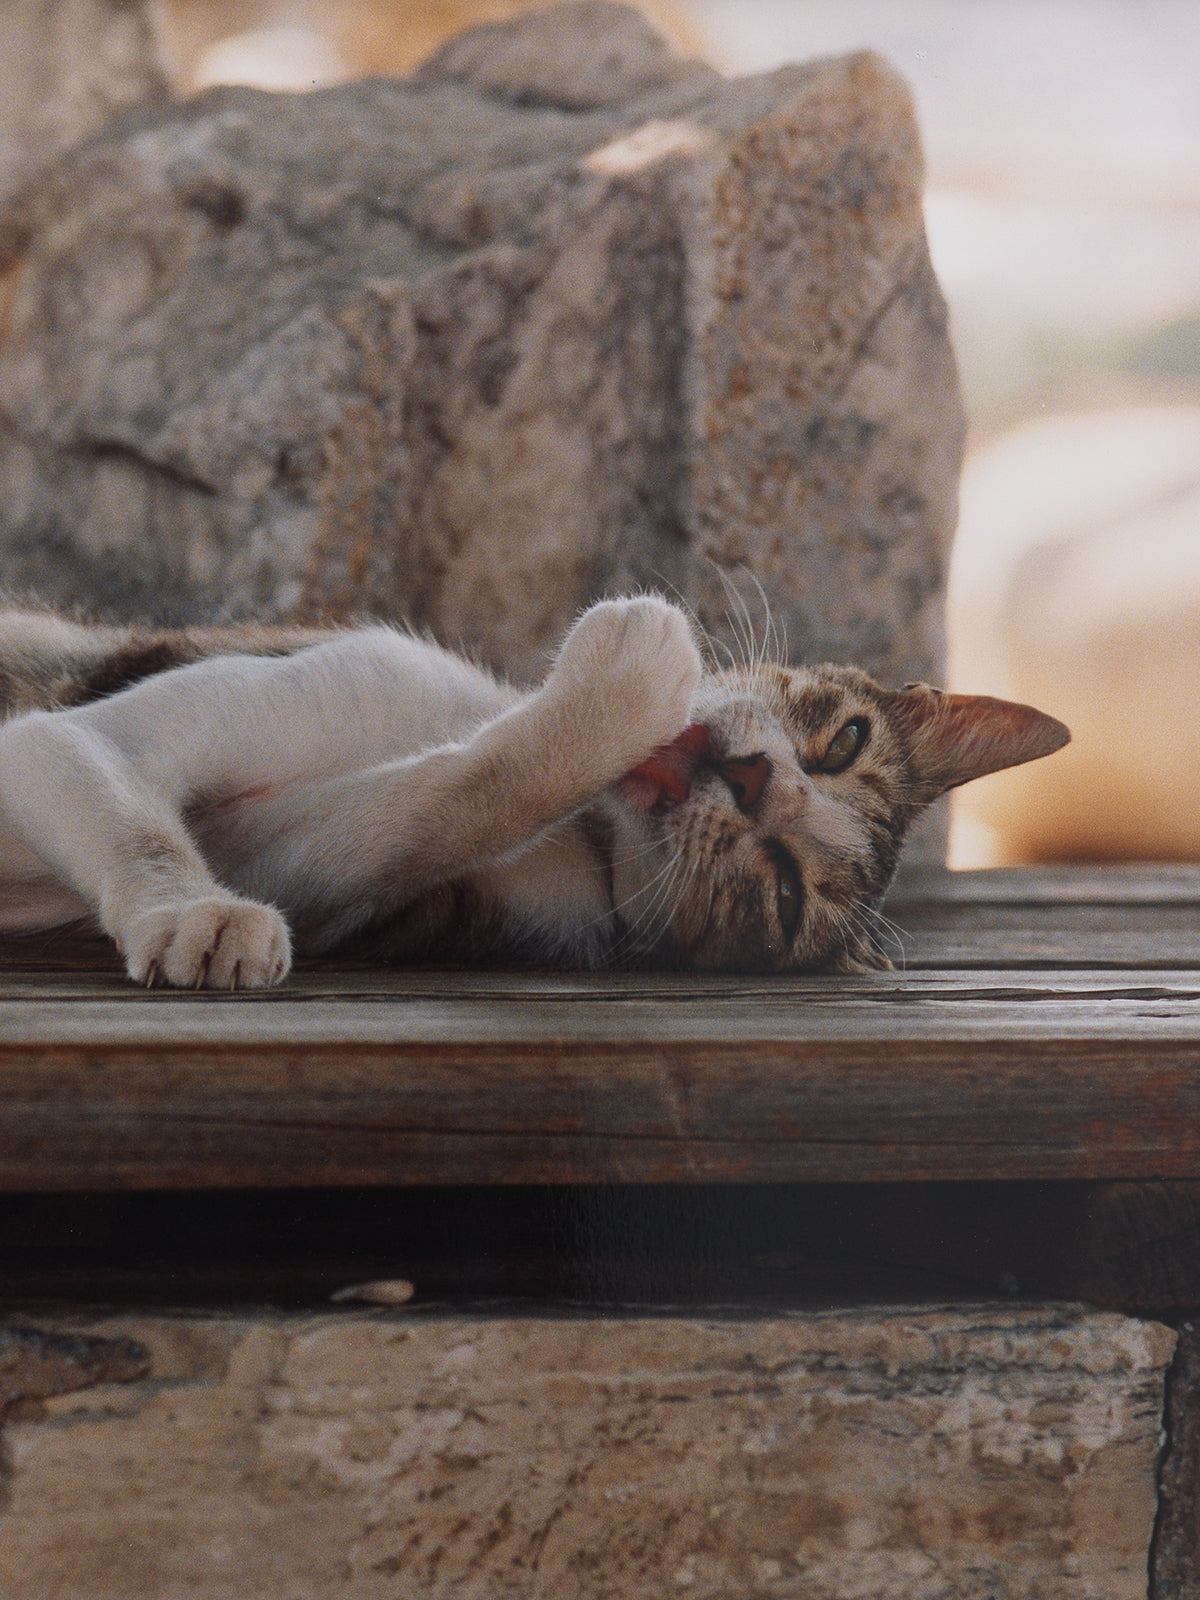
(1, 864), (1198, 1598)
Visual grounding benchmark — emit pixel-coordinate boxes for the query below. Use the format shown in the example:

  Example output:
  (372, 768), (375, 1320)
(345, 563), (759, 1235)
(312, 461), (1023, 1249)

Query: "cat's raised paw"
(549, 597), (702, 761)
(124, 895), (292, 989)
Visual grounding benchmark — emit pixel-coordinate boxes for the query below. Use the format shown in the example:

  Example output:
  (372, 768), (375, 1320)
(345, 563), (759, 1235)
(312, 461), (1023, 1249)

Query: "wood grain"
(892, 862), (1200, 903)
(2, 1005), (1200, 1189)
(0, 865), (1198, 1190)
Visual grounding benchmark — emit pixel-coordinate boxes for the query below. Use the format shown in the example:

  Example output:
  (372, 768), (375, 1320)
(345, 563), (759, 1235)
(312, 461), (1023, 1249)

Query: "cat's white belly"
(0, 823), (91, 931)
(0, 880), (91, 932)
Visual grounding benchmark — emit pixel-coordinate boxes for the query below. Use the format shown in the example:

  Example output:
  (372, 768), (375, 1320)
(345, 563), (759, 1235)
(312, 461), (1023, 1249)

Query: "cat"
(0, 594), (1068, 987)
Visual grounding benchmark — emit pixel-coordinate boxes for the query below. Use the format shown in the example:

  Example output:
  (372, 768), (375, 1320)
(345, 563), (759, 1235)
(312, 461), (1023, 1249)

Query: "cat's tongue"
(618, 723), (712, 813)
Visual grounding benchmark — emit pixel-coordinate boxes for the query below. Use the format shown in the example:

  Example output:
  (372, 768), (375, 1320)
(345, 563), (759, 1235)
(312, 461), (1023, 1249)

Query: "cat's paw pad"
(124, 896), (292, 989)
(550, 597), (702, 758)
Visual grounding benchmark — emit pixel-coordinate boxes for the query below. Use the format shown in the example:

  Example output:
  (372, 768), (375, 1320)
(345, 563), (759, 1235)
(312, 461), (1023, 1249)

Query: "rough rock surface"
(0, 1321), (148, 1414)
(0, 1), (962, 698)
(0, 0), (169, 203)
(0, 1305), (1171, 1599)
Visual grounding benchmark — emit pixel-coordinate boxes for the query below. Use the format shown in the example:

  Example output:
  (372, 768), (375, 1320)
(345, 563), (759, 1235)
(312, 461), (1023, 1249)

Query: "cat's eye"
(768, 844), (804, 943)
(817, 717), (869, 774)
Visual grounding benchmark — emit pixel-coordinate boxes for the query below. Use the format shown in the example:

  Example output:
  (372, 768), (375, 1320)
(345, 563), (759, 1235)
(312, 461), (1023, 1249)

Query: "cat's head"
(604, 660), (1069, 972)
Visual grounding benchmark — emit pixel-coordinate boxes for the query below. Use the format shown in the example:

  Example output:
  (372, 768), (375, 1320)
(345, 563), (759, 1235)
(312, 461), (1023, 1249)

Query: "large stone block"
(0, 1), (962, 699)
(0, 1305), (1173, 1598)
(0, 0), (169, 203)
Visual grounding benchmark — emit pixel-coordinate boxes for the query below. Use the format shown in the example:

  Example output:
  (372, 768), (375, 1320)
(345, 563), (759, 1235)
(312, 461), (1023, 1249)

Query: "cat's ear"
(881, 683), (1070, 800)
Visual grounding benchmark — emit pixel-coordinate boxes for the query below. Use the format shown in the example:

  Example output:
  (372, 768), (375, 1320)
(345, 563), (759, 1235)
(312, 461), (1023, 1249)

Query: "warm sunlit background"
(153, 0), (1200, 868)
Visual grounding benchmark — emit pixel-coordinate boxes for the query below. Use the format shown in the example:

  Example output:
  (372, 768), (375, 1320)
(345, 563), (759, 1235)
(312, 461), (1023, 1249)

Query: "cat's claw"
(123, 895), (292, 990)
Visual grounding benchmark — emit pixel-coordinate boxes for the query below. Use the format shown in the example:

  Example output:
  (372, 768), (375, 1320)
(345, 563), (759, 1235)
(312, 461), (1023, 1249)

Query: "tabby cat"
(0, 595), (1067, 986)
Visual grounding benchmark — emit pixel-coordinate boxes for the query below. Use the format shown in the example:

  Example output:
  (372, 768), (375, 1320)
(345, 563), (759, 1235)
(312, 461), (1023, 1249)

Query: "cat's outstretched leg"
(0, 595), (699, 978)
(0, 713), (291, 987)
(251, 596), (703, 946)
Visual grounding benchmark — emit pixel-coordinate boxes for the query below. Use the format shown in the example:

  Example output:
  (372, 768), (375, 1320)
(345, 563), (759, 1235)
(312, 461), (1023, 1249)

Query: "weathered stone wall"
(0, 1305), (1173, 1599)
(0, 0), (169, 203)
(0, 1), (963, 698)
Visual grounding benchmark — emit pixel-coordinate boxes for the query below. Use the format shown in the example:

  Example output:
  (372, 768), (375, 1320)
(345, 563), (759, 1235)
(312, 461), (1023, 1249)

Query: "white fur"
(0, 597), (702, 987)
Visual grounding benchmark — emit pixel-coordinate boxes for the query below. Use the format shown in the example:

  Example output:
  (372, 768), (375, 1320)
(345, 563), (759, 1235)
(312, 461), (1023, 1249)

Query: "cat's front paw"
(123, 895), (292, 989)
(548, 597), (703, 766)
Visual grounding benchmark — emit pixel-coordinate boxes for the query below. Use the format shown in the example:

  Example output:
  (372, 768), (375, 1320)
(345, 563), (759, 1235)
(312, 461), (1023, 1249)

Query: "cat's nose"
(718, 752), (772, 812)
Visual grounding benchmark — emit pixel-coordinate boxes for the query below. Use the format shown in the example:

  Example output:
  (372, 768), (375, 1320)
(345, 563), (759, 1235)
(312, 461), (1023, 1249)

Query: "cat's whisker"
(609, 844), (694, 963)
(578, 835), (676, 950)
(837, 894), (908, 971)
(665, 848), (711, 956)
(565, 814), (696, 960)
(864, 903), (909, 968)
(707, 632), (741, 674)
(641, 843), (698, 931)
(610, 828), (679, 867)
(539, 815), (658, 871)
(576, 864), (665, 951)
(708, 562), (755, 672)
(742, 565), (775, 671)
(735, 565), (771, 672)
(644, 834), (713, 959)
(733, 580), (764, 672)
(808, 886), (867, 971)
(643, 570), (731, 677)
(740, 566), (788, 668)
(614, 856), (682, 951)
(706, 561), (787, 676)
(813, 894), (855, 967)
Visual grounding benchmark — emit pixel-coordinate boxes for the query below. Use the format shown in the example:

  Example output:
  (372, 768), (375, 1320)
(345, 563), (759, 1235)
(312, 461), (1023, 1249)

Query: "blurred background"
(154, 0), (1200, 868)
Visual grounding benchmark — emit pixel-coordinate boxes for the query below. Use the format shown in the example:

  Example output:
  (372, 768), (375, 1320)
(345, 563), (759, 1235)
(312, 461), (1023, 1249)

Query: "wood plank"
(0, 863), (1197, 1190)
(892, 862), (1200, 904)
(888, 904), (1200, 970)
(2, 962), (1200, 1003)
(1, 1006), (1200, 1188)
(888, 869), (1200, 968)
(3, 879), (1198, 985)
(3, 978), (1200, 1039)
(1, 943), (1200, 1005)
